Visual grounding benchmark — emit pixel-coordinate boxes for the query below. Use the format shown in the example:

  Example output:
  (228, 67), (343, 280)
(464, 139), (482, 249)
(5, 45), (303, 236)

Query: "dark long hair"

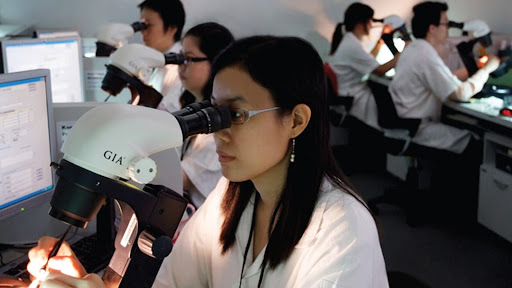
(329, 2), (374, 55)
(212, 36), (366, 285)
(180, 22), (234, 107)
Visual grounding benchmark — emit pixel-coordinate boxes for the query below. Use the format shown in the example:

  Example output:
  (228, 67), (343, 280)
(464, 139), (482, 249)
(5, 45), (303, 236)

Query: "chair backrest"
(324, 63), (354, 126)
(367, 79), (421, 136)
(367, 78), (422, 155)
(324, 63), (338, 93)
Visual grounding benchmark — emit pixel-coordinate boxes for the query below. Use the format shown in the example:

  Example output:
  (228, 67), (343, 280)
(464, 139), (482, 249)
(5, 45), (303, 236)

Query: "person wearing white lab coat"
(389, 1), (501, 223)
(389, 1), (500, 154)
(328, 2), (400, 130)
(178, 23), (234, 208)
(153, 177), (387, 288)
(152, 42), (183, 113)
(138, 0), (185, 112)
(27, 36), (388, 288)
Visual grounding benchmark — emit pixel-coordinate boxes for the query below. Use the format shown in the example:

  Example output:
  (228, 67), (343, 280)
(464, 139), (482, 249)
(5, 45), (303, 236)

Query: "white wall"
(0, 0), (511, 59)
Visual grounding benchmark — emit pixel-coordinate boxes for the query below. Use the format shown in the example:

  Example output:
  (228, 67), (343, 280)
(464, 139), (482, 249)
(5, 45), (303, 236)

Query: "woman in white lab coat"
(328, 2), (400, 130)
(27, 36), (389, 288)
(177, 22), (235, 208)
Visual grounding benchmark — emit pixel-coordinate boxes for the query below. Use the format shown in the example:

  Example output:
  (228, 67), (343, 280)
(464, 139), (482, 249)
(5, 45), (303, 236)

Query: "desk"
(442, 97), (512, 135)
(443, 97), (512, 242)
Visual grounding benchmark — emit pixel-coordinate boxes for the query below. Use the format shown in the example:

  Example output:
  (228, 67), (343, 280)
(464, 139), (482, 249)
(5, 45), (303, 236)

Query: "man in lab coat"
(389, 1), (500, 222)
(389, 1), (499, 154)
(138, 0), (186, 113)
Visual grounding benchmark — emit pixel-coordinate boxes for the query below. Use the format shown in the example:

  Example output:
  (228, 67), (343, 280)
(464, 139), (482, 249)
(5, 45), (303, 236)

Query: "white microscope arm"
(110, 43), (166, 85)
(97, 23), (138, 48)
(463, 19), (491, 39)
(61, 104), (183, 183)
(382, 15), (405, 30)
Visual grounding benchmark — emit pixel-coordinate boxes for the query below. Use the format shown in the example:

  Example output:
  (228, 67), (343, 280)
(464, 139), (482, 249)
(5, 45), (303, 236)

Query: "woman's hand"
(27, 236), (87, 279)
(39, 272), (105, 288)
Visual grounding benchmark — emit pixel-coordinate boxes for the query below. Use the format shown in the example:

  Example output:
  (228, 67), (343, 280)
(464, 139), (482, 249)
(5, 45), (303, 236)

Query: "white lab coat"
(389, 39), (472, 154)
(328, 32), (381, 130)
(153, 177), (389, 288)
(181, 134), (222, 207)
(152, 42), (183, 113)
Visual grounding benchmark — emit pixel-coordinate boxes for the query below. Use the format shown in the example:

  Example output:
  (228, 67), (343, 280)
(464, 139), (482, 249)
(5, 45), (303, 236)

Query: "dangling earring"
(290, 138), (296, 163)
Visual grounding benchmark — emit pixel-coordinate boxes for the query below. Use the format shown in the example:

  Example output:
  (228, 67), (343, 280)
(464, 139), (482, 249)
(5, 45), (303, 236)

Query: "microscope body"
(449, 19), (493, 76)
(48, 103), (232, 287)
(50, 105), (188, 287)
(101, 44), (186, 108)
(96, 22), (147, 57)
(376, 15), (411, 55)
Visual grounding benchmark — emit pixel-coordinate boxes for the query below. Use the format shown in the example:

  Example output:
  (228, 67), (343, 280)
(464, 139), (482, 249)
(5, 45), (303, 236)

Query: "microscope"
(96, 22), (148, 57)
(449, 19), (493, 76)
(101, 43), (186, 108)
(490, 41), (512, 79)
(374, 15), (411, 55)
(48, 102), (231, 287)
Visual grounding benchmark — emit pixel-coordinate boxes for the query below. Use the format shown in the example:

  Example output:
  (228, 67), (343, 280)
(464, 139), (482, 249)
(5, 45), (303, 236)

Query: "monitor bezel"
(0, 36), (85, 102)
(0, 68), (58, 221)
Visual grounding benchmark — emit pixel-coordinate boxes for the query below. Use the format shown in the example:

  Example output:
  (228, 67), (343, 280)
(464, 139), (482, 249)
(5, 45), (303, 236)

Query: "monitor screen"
(0, 37), (84, 103)
(0, 69), (57, 222)
(35, 29), (80, 39)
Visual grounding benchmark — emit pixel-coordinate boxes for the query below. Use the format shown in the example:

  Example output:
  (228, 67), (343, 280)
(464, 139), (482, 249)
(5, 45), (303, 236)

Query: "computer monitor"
(35, 29), (80, 39)
(0, 69), (57, 222)
(0, 36), (85, 103)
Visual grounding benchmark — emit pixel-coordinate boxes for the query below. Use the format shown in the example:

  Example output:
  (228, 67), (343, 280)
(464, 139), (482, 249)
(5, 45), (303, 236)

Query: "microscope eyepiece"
(171, 100), (212, 117)
(164, 53), (186, 65)
(176, 105), (232, 140)
(131, 21), (148, 32)
(448, 21), (464, 29)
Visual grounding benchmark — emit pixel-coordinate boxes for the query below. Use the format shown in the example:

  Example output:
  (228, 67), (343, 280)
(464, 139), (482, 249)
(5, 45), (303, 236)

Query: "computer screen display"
(0, 37), (84, 103)
(0, 69), (57, 221)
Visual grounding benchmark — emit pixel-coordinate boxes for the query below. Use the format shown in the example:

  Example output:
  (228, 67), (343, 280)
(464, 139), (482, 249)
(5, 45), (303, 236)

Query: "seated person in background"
(389, 1), (500, 222)
(328, 2), (402, 130)
(138, 0), (186, 113)
(389, 1), (500, 155)
(178, 22), (235, 208)
(28, 36), (389, 288)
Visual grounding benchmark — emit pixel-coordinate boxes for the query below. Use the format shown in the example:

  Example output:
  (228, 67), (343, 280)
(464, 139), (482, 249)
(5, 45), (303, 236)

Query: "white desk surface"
(444, 97), (512, 130)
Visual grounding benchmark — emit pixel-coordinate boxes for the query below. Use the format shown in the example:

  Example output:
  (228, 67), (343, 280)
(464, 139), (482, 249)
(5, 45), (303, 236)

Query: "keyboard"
(0, 234), (113, 281)
(70, 234), (114, 273)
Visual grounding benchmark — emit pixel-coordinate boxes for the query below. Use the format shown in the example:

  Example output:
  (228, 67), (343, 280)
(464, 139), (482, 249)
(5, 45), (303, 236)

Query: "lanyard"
(239, 193), (259, 288)
(180, 136), (195, 160)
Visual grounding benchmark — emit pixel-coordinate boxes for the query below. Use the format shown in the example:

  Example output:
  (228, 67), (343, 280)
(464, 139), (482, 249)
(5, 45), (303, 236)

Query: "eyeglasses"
(230, 107), (280, 125)
(438, 22), (450, 27)
(180, 54), (209, 65)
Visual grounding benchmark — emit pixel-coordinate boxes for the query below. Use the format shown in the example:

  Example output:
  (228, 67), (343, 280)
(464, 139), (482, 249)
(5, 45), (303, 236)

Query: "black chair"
(324, 63), (354, 127)
(387, 271), (432, 288)
(365, 77), (428, 226)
